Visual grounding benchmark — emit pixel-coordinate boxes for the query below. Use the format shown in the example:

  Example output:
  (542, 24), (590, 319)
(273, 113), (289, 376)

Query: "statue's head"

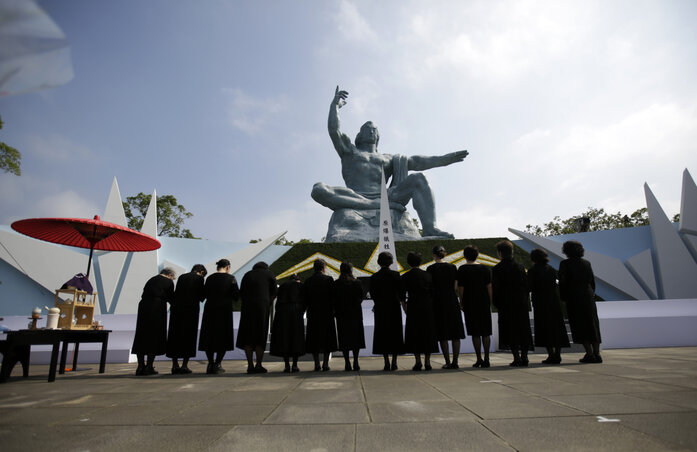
(355, 121), (379, 149)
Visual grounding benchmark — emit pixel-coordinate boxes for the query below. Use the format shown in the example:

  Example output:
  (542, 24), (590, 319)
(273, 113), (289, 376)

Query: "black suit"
(303, 272), (338, 353)
(369, 267), (405, 355)
(166, 271), (205, 358)
(559, 257), (601, 343)
(236, 267), (278, 348)
(198, 272), (240, 352)
(492, 258), (532, 349)
(131, 274), (174, 355)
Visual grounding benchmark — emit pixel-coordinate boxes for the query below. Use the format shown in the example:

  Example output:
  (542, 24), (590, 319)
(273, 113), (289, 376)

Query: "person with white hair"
(132, 267), (176, 376)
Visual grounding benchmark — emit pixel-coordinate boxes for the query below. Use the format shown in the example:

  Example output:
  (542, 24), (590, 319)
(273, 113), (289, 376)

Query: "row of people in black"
(131, 239), (602, 375)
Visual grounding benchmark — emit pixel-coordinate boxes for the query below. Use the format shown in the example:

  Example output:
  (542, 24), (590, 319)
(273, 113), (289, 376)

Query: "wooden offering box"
(54, 288), (97, 330)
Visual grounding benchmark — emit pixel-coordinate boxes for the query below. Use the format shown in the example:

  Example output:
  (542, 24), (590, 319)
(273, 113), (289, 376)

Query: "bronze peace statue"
(311, 86), (468, 242)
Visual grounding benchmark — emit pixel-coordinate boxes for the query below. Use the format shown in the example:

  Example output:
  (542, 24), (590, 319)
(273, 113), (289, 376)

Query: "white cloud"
(26, 134), (94, 161)
(0, 175), (100, 224)
(501, 102), (697, 227)
(335, 0), (378, 43)
(223, 88), (288, 135)
(341, 76), (382, 119)
(35, 190), (100, 218)
(440, 205), (522, 240)
(225, 201), (329, 243)
(398, 1), (593, 86)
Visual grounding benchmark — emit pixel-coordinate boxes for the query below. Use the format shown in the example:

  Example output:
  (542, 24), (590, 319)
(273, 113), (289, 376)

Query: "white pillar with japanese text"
(378, 167), (398, 271)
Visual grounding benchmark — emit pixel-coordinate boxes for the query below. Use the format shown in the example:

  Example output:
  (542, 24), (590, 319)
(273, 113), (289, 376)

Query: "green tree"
(525, 207), (680, 236)
(123, 193), (197, 238)
(524, 206), (658, 236)
(250, 237), (313, 245)
(0, 116), (21, 176)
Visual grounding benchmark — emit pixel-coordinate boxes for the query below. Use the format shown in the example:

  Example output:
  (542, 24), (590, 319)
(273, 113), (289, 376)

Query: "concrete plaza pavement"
(0, 347), (696, 451)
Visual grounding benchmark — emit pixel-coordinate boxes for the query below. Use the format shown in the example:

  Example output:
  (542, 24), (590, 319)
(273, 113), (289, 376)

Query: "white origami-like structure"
(511, 169), (697, 301)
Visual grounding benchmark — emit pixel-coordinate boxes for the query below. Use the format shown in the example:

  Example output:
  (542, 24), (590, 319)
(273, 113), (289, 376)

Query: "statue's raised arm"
(328, 86), (352, 157)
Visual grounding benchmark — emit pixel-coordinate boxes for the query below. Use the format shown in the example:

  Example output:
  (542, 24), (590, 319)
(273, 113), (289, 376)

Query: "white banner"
(378, 167), (398, 271)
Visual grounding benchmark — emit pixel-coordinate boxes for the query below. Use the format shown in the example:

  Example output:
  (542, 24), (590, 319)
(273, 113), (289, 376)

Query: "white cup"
(46, 312), (59, 329)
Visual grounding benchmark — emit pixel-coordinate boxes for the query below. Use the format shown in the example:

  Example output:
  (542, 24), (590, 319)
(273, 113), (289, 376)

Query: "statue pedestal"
(324, 208), (422, 243)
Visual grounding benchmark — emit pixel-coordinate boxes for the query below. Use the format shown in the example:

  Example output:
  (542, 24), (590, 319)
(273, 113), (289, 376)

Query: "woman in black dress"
(492, 240), (533, 367)
(198, 259), (240, 374)
(270, 274), (305, 372)
(132, 267), (176, 376)
(333, 262), (366, 371)
(369, 251), (406, 371)
(237, 261), (278, 374)
(302, 259), (338, 371)
(528, 249), (570, 364)
(558, 240), (602, 363)
(402, 252), (439, 371)
(427, 245), (466, 369)
(166, 264), (206, 374)
(457, 245), (492, 368)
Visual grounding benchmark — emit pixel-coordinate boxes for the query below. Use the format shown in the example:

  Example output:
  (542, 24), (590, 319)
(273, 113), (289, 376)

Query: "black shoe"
(206, 363), (216, 374)
(353, 363), (360, 371)
(391, 363), (398, 371)
(383, 364), (391, 371)
(412, 363), (422, 371)
(509, 360), (521, 367)
(179, 367), (192, 374)
(255, 365), (268, 374)
(594, 354), (603, 363)
(283, 364), (291, 373)
(314, 364), (321, 372)
(291, 365), (300, 373)
(171, 367), (181, 375)
(344, 363), (352, 371)
(144, 366), (158, 375)
(519, 359), (529, 367)
(135, 365), (145, 376)
(482, 359), (490, 368)
(215, 363), (225, 374)
(247, 366), (256, 374)
(322, 365), (330, 372)
(472, 359), (483, 368)
(542, 356), (561, 364)
(424, 364), (432, 371)
(579, 355), (595, 363)
(450, 362), (459, 369)
(442, 363), (452, 369)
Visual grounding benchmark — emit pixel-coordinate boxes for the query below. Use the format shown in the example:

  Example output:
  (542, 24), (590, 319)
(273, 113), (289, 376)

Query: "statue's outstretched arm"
(408, 150), (469, 171)
(328, 86), (352, 157)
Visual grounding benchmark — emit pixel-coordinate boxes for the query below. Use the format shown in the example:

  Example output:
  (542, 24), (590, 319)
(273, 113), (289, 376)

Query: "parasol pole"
(85, 221), (98, 279)
(85, 245), (94, 278)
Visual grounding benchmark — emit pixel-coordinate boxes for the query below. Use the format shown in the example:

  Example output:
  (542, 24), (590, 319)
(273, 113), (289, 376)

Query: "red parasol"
(11, 215), (161, 278)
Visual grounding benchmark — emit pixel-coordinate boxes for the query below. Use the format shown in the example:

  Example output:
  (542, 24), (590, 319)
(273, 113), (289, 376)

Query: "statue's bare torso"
(341, 148), (392, 198)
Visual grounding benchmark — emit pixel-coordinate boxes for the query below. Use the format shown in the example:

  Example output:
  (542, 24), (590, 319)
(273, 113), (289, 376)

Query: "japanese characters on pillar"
(378, 167), (398, 271)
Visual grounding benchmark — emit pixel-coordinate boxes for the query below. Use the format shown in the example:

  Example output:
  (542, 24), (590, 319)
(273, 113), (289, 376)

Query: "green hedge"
(269, 238), (532, 284)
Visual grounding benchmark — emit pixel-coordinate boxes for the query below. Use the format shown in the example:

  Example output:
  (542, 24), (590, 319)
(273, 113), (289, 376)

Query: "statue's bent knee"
(311, 182), (330, 203)
(412, 172), (428, 188)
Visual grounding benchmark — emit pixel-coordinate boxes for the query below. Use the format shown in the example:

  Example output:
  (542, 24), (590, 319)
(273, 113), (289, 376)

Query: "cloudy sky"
(1, 0), (696, 243)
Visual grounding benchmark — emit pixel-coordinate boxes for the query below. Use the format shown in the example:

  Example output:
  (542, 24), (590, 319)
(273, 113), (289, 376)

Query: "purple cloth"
(61, 273), (93, 294)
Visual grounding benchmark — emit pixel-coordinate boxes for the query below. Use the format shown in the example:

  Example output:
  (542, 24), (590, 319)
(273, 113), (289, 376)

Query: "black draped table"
(0, 329), (111, 382)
